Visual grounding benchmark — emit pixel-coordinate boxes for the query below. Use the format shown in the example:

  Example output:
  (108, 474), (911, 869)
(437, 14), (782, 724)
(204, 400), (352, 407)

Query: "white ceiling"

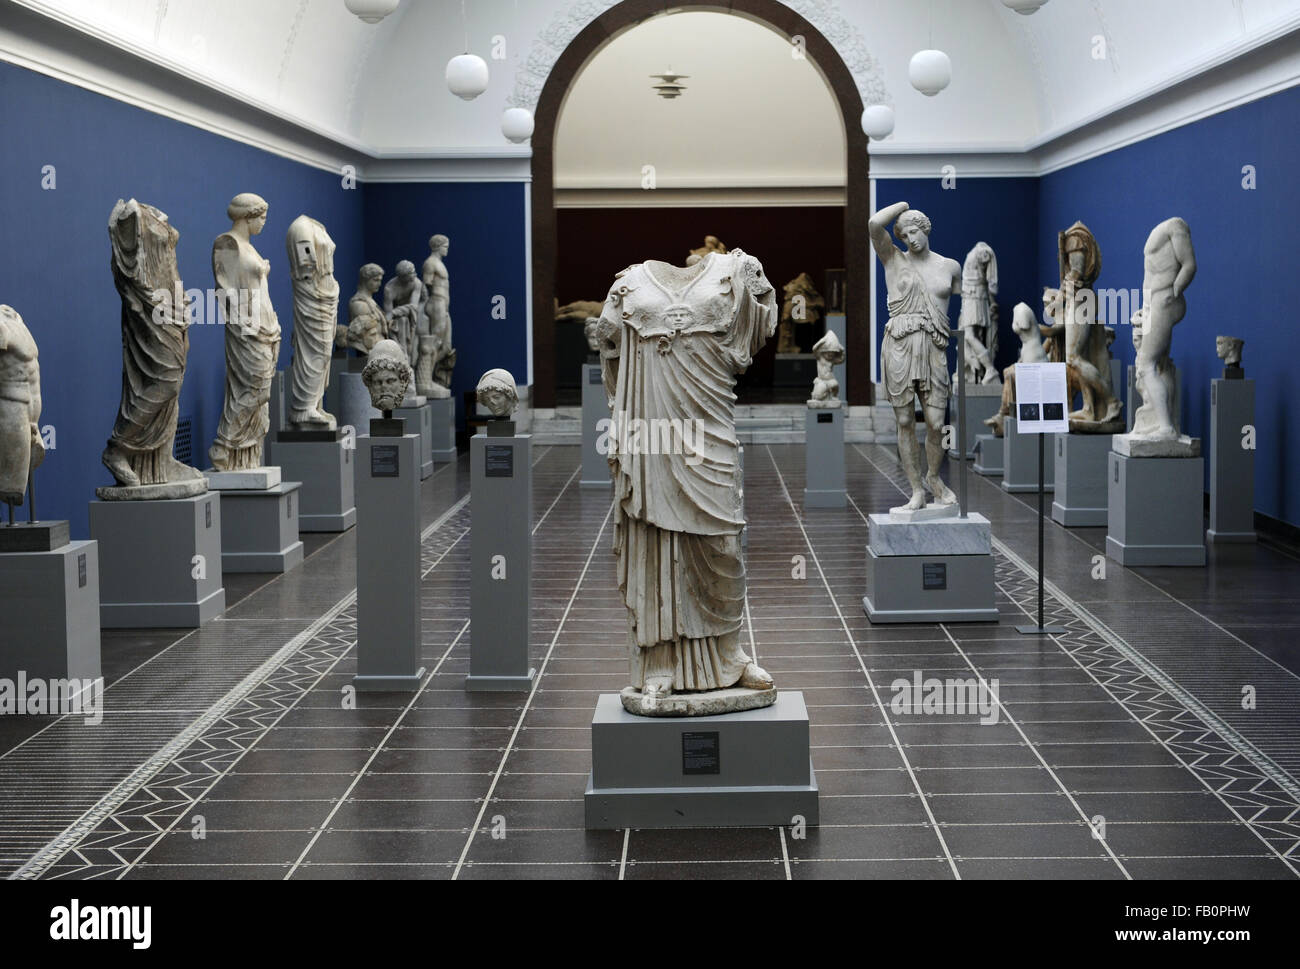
(8, 0), (1300, 166)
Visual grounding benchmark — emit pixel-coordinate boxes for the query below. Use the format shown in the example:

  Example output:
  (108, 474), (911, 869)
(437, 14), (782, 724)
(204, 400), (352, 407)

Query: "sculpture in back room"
(778, 272), (825, 354)
(361, 339), (412, 414)
(1116, 217), (1198, 455)
(0, 306), (44, 513)
(686, 234), (727, 266)
(347, 264), (389, 354)
(596, 247), (776, 716)
(957, 242), (1000, 385)
(210, 193), (281, 472)
(383, 260), (425, 367)
(419, 234), (456, 398)
(476, 368), (519, 418)
(285, 215), (339, 430)
(869, 201), (959, 513)
(1044, 221), (1123, 432)
(100, 198), (206, 500)
(808, 329), (845, 408)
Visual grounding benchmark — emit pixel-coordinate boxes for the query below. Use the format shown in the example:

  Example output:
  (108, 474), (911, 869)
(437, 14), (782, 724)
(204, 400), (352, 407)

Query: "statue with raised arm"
(418, 234), (455, 399)
(347, 264), (389, 354)
(869, 201), (959, 513)
(957, 242), (1000, 385)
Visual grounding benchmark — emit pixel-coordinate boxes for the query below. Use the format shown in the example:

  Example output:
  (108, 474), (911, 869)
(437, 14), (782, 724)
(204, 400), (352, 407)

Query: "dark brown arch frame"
(530, 0), (872, 408)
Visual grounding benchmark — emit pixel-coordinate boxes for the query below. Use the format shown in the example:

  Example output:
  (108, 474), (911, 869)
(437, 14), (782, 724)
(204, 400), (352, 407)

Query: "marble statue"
(957, 242), (1000, 385)
(869, 201), (959, 515)
(210, 193), (281, 472)
(383, 260), (425, 366)
(597, 248), (776, 716)
(0, 306), (43, 510)
(347, 264), (389, 354)
(557, 299), (606, 324)
(285, 215), (338, 430)
(687, 234), (728, 266)
(778, 272), (825, 354)
(361, 340), (412, 414)
(583, 317), (601, 357)
(1045, 221), (1123, 432)
(808, 329), (845, 408)
(100, 199), (206, 500)
(1217, 335), (1244, 376)
(1114, 218), (1198, 457)
(476, 368), (518, 418)
(984, 303), (1044, 437)
(418, 235), (455, 399)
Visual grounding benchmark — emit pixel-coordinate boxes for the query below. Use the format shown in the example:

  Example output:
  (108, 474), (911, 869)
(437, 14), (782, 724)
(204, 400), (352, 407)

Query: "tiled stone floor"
(3, 443), (1298, 880)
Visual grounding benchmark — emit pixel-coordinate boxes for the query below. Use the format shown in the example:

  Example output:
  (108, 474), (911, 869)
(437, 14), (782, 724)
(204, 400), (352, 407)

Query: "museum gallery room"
(2, 0), (1300, 890)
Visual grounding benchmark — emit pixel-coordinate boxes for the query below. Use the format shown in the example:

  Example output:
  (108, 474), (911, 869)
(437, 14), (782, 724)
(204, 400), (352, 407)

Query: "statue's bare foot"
(904, 489), (926, 511)
(101, 445), (139, 488)
(643, 676), (673, 700)
(739, 663), (773, 690)
(981, 369), (999, 385)
(927, 474), (957, 505)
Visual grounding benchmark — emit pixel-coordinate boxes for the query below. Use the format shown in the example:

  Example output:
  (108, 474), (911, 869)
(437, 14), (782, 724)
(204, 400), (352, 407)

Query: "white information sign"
(1014, 362), (1069, 435)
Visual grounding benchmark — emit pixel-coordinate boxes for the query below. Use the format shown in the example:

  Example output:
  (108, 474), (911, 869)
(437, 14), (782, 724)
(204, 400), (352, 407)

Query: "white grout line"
(619, 828), (629, 880)
(533, 464), (581, 536)
(764, 445), (961, 880)
(778, 825), (792, 880)
(451, 497), (615, 879)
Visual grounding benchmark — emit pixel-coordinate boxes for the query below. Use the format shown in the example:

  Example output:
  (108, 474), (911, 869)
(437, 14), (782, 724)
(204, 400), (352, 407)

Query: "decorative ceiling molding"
(508, 0), (891, 112)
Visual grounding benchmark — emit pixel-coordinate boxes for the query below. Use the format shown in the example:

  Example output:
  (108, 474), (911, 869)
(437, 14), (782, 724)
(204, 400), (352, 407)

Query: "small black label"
(682, 731), (720, 775)
(371, 445), (400, 478)
(588, 368), (603, 385)
(205, 501), (212, 528)
(77, 553), (87, 589)
(923, 562), (947, 591)
(485, 445), (514, 478)
(817, 412), (833, 424)
(1114, 460), (1120, 483)
(1058, 437), (1064, 457)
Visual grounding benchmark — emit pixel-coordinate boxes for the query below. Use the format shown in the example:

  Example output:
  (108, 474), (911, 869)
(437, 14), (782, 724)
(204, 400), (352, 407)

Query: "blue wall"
(361, 182), (530, 431)
(872, 177), (1040, 379)
(0, 60), (364, 537)
(1038, 84), (1300, 527)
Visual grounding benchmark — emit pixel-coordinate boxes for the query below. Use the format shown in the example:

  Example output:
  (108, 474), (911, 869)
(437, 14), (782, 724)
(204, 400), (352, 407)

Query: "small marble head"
(359, 263), (384, 292)
(395, 260), (416, 279)
(584, 317), (602, 353)
(893, 210), (932, 253)
(476, 369), (518, 418)
(1216, 335), (1244, 367)
(228, 193), (269, 233)
(362, 340), (412, 412)
(429, 234), (450, 256)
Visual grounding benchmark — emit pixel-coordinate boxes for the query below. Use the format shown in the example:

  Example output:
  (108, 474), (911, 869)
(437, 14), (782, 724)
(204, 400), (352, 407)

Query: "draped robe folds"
(211, 232), (280, 471)
(882, 258), (951, 410)
(285, 217), (339, 421)
(598, 250), (776, 692)
(107, 200), (191, 484)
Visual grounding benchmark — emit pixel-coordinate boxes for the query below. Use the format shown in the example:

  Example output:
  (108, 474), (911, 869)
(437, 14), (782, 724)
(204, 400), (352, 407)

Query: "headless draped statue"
(597, 249), (777, 716)
(285, 215), (339, 430)
(210, 193), (281, 471)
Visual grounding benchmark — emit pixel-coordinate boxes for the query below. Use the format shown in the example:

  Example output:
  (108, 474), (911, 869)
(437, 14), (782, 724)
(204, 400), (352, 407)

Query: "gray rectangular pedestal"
(1107, 453), (1206, 566)
(467, 433), (536, 691)
(429, 396), (457, 463)
(90, 494), (226, 628)
(0, 541), (101, 680)
(1052, 433), (1113, 526)
(580, 363), (610, 487)
(863, 513), (997, 623)
(804, 408), (846, 509)
(973, 433), (1003, 476)
(219, 483), (304, 574)
(355, 435), (426, 691)
(275, 437), (356, 533)
(1002, 419), (1055, 493)
(585, 692), (818, 829)
(1208, 379), (1256, 543)
(394, 402), (435, 480)
(948, 387), (1002, 459)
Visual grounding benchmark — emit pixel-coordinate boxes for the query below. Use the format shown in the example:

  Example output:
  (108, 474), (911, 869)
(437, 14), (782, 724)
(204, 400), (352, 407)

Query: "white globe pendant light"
(909, 49), (951, 97)
(345, 0), (400, 24)
(861, 104), (895, 140)
(1002, 0), (1050, 14)
(447, 53), (489, 101)
(502, 107), (535, 144)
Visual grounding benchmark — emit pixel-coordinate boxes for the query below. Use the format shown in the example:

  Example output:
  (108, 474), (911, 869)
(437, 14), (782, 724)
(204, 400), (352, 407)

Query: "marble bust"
(1217, 335), (1244, 375)
(808, 329), (845, 408)
(348, 264), (388, 354)
(101, 199), (207, 500)
(869, 201), (959, 516)
(361, 340), (412, 414)
(475, 368), (518, 418)
(0, 305), (43, 510)
(285, 215), (338, 430)
(210, 192), (281, 472)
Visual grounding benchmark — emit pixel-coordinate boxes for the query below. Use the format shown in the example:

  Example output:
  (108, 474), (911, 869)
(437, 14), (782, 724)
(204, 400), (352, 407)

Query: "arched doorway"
(529, 0), (872, 409)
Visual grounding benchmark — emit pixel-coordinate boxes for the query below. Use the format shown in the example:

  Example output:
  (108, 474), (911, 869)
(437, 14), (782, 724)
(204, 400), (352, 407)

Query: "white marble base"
(620, 685), (777, 718)
(204, 467), (282, 491)
(806, 399), (843, 410)
(869, 513), (991, 557)
(886, 502), (960, 523)
(400, 394), (427, 409)
(1112, 433), (1201, 458)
